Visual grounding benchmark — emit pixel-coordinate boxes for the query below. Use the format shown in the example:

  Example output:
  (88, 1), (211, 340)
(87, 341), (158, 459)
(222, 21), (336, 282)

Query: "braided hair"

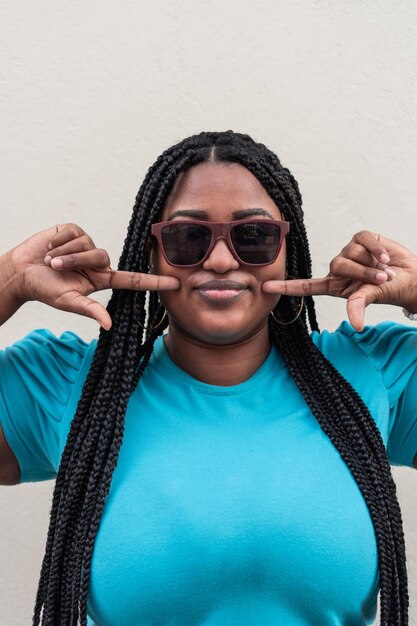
(32, 130), (408, 625)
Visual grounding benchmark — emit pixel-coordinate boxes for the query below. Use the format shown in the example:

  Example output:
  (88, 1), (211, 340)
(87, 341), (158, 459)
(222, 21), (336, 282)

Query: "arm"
(0, 250), (24, 483)
(263, 230), (417, 469)
(0, 250), (25, 326)
(0, 225), (180, 486)
(0, 233), (96, 486)
(0, 424), (20, 485)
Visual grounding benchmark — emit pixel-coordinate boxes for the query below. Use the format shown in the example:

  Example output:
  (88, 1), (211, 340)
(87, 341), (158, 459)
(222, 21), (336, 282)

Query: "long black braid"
(32, 130), (408, 625)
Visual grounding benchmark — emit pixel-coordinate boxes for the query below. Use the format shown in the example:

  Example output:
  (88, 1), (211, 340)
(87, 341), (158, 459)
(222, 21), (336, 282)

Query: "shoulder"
(0, 327), (96, 396)
(311, 320), (417, 380)
(1, 327), (94, 374)
(309, 321), (417, 468)
(0, 328), (97, 483)
(311, 321), (417, 440)
(4, 327), (92, 354)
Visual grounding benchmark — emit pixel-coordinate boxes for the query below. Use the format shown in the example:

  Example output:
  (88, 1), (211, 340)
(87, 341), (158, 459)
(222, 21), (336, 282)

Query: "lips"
(194, 280), (248, 291)
(194, 280), (249, 302)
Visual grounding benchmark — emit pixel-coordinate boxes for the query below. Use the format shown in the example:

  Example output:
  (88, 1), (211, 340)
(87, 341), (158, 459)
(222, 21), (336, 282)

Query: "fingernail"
(380, 253), (390, 263)
(376, 271), (388, 281)
(48, 242), (53, 250)
(385, 268), (396, 278)
(51, 258), (63, 268)
(44, 255), (52, 264)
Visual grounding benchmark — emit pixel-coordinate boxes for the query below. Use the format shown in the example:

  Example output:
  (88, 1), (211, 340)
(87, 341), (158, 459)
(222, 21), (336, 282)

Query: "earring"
(270, 296), (305, 326)
(138, 307), (168, 332)
(134, 293), (168, 332)
(149, 308), (168, 331)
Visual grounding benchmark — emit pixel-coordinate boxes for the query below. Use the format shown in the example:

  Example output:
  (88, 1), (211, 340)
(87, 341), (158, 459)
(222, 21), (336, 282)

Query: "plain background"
(1, 1), (417, 624)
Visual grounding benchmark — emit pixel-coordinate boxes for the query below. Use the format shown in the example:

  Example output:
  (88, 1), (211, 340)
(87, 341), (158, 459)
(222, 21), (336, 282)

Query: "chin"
(179, 319), (264, 346)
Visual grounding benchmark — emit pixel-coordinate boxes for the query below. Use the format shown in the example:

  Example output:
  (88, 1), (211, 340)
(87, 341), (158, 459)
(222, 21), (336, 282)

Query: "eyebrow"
(167, 208), (275, 221)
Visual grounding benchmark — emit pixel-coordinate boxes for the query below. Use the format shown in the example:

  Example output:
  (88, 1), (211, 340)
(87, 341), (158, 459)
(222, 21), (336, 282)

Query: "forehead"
(161, 162), (282, 220)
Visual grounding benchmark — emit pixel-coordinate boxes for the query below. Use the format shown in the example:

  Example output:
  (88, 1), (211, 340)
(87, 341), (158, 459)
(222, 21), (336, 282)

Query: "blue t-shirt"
(1, 321), (417, 626)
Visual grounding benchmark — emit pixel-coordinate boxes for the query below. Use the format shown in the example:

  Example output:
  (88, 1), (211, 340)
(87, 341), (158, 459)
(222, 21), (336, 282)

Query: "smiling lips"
(194, 280), (249, 301)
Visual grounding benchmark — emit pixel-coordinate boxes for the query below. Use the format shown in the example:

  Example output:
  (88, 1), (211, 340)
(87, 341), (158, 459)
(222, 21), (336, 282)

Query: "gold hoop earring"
(152, 308), (168, 331)
(138, 308), (168, 332)
(270, 296), (305, 326)
(134, 293), (168, 332)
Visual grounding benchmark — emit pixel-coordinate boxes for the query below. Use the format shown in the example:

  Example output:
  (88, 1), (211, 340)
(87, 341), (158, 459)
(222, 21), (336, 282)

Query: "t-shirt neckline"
(149, 334), (284, 395)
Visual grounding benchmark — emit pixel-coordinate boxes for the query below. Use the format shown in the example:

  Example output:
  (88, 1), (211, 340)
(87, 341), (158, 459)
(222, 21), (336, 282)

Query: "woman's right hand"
(8, 223), (180, 331)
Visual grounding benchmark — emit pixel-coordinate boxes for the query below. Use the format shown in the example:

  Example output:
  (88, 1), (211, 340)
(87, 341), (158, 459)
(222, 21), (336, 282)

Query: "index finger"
(262, 277), (335, 297)
(103, 270), (180, 292)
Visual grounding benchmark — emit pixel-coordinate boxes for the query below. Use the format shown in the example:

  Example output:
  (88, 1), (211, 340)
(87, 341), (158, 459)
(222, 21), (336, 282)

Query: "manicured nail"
(51, 258), (63, 268)
(380, 253), (390, 263)
(376, 271), (388, 281)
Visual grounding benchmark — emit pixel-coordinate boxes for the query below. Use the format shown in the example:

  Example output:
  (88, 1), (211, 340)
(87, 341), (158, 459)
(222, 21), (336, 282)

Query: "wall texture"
(0, 1), (416, 624)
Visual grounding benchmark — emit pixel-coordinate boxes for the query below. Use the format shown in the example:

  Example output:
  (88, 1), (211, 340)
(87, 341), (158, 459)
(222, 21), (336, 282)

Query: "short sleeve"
(341, 321), (417, 468)
(0, 328), (92, 483)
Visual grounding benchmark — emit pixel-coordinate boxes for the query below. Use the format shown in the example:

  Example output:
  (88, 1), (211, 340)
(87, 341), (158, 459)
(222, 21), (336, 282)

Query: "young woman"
(1, 130), (417, 626)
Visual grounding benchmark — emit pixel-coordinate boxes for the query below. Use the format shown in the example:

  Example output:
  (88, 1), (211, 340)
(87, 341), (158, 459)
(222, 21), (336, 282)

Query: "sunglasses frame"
(151, 219), (290, 268)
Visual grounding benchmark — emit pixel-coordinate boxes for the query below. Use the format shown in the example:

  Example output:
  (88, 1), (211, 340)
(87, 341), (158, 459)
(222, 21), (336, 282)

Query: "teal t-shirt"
(1, 321), (417, 626)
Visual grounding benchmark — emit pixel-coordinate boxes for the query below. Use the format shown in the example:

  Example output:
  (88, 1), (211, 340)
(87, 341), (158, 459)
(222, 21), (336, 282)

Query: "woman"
(1, 130), (417, 626)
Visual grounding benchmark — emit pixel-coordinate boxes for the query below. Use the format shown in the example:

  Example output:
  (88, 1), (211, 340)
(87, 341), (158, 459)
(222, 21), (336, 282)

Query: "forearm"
(0, 250), (24, 325)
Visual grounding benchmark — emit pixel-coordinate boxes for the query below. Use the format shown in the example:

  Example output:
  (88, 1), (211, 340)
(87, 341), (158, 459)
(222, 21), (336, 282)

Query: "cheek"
(254, 254), (286, 310)
(153, 251), (189, 309)
(257, 286), (281, 314)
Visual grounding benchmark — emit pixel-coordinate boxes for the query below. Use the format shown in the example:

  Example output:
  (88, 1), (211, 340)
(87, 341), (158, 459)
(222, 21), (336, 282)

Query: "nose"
(202, 237), (240, 273)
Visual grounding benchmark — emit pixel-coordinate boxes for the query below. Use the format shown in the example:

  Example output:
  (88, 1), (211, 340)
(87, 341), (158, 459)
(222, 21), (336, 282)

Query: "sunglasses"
(151, 219), (290, 267)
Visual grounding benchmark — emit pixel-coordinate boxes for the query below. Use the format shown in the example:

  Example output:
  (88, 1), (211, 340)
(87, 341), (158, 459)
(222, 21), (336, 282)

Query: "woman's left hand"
(262, 230), (417, 332)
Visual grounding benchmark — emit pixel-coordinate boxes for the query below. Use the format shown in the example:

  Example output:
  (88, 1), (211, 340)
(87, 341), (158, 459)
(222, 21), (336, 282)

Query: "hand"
(262, 230), (417, 332)
(9, 223), (180, 331)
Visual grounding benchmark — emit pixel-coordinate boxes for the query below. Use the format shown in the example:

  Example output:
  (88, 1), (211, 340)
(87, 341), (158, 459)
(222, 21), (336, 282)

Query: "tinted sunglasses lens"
(161, 223), (212, 265)
(231, 221), (281, 264)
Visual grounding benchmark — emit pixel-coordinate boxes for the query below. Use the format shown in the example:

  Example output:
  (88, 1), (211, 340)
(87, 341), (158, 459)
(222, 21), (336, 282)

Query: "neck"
(163, 324), (271, 386)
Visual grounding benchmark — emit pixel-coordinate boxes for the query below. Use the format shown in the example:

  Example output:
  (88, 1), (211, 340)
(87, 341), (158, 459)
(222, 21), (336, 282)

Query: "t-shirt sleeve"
(0, 328), (91, 483)
(342, 321), (417, 468)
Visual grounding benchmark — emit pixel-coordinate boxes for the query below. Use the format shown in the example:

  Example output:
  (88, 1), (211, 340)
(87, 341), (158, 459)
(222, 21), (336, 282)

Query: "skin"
(149, 162), (287, 386)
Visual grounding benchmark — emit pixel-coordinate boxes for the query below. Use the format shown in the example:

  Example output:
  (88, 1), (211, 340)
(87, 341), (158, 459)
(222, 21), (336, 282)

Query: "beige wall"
(1, 1), (417, 623)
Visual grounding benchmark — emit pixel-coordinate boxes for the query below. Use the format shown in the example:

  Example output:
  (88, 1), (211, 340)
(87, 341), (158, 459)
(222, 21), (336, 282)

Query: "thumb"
(55, 292), (113, 331)
(346, 284), (380, 332)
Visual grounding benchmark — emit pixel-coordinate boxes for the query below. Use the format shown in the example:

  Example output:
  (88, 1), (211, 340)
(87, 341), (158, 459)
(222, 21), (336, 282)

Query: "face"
(149, 162), (287, 345)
